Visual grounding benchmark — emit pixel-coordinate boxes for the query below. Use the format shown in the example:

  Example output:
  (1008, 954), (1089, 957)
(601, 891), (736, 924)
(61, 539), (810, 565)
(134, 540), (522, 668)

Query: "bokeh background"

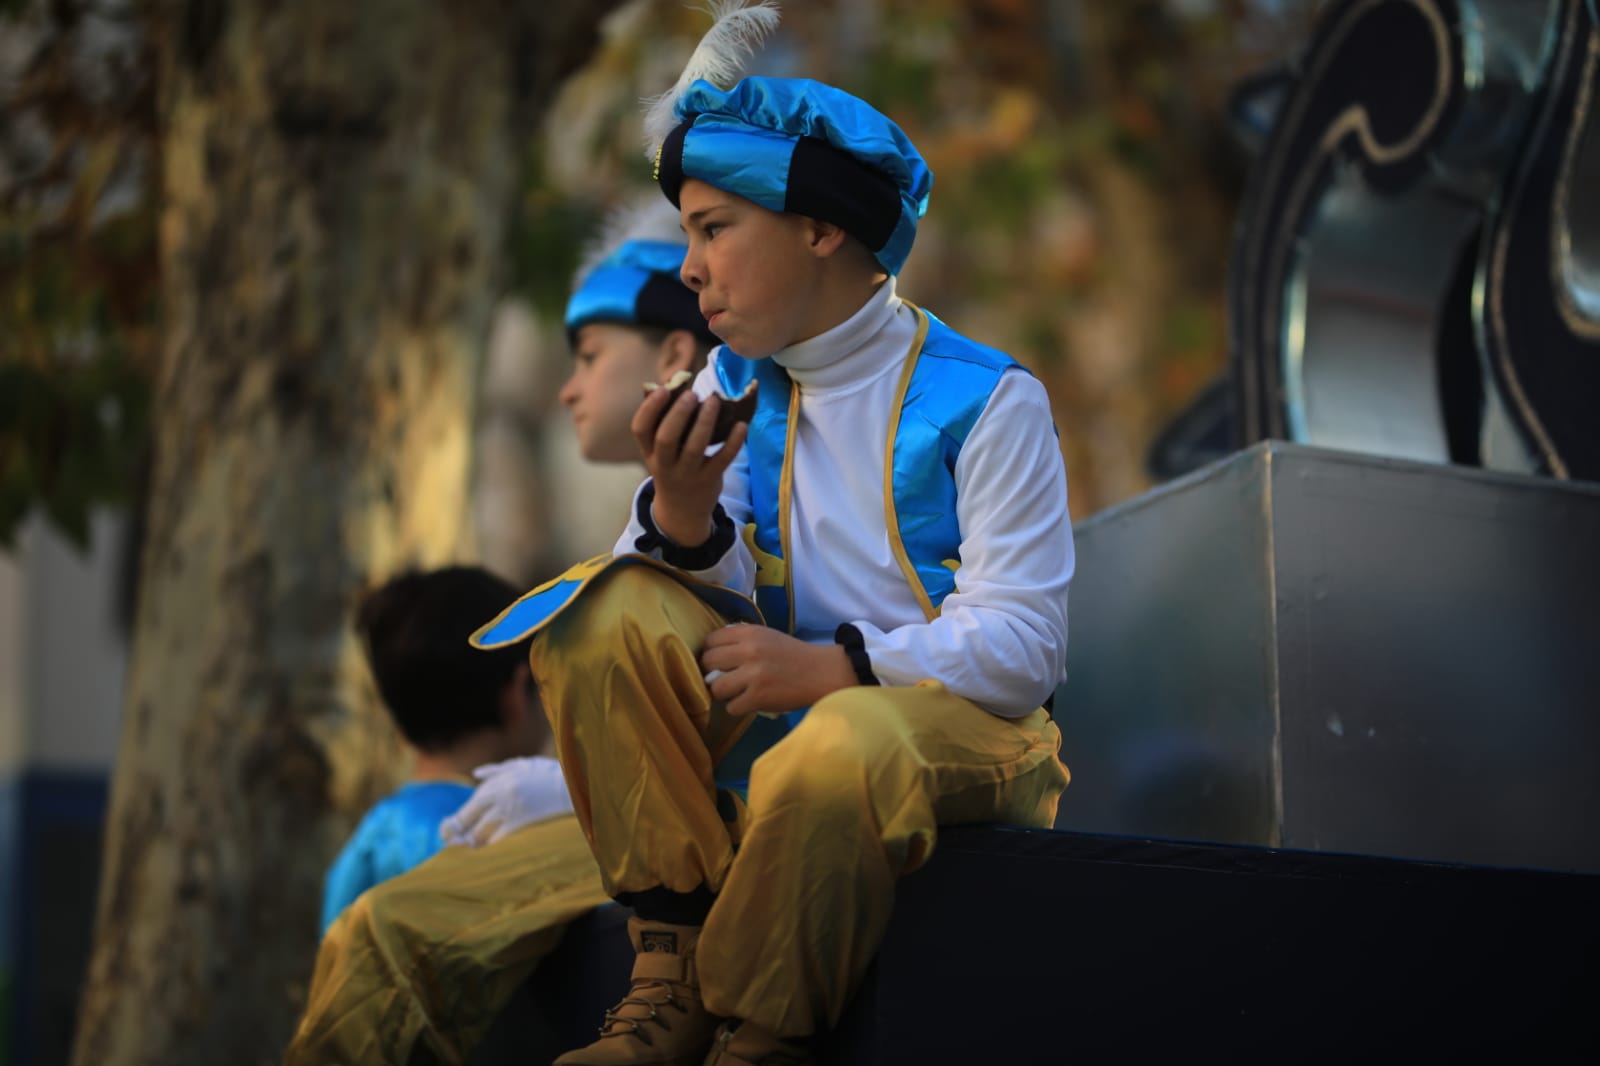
(0, 1), (1318, 1063)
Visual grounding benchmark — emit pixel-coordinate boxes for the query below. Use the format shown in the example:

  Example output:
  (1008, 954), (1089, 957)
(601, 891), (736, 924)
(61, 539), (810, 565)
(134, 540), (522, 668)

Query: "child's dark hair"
(355, 566), (529, 751)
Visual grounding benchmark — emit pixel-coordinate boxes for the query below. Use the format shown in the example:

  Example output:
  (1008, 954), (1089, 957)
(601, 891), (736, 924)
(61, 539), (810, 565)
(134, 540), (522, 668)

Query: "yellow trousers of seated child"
(532, 565), (1070, 1037)
(285, 814), (609, 1066)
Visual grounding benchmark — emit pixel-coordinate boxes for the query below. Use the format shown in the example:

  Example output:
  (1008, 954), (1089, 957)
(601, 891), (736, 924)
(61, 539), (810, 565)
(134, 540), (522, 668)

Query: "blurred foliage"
(1, 0), (1322, 550)
(1, 0), (157, 548)
(505, 142), (606, 321)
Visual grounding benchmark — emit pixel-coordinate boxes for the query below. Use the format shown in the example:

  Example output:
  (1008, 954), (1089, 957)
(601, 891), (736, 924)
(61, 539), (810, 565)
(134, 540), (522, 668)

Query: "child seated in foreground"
(469, 4), (1076, 1064)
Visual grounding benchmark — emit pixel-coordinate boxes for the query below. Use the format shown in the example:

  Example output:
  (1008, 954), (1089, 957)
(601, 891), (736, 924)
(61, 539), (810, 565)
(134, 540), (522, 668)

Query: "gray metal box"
(1053, 442), (1600, 873)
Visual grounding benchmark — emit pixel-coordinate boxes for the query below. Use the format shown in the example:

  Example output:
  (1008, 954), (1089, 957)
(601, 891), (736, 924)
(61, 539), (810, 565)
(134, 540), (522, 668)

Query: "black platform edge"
(938, 823), (1600, 884)
(471, 826), (1600, 1064)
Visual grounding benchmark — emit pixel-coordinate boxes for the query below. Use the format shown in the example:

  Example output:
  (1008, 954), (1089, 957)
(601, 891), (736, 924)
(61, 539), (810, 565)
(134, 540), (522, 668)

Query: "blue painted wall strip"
(7, 769), (109, 1066)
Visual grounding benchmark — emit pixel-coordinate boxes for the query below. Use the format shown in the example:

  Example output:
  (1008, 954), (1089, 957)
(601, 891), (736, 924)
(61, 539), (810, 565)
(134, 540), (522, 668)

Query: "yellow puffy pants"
(284, 814), (609, 1066)
(532, 566), (1069, 1037)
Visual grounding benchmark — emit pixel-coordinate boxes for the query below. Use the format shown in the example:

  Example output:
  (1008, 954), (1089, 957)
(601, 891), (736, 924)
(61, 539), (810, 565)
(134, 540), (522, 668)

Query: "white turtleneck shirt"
(616, 278), (1074, 718)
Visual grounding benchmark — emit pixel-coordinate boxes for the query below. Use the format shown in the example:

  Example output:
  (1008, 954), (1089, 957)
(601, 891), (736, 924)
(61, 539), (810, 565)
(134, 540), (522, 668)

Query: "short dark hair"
(354, 566), (529, 751)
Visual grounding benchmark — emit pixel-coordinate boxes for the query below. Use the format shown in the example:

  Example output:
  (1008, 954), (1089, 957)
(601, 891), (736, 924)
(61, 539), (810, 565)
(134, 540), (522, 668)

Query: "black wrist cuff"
(617, 885), (716, 926)
(834, 623), (881, 687)
(633, 482), (736, 570)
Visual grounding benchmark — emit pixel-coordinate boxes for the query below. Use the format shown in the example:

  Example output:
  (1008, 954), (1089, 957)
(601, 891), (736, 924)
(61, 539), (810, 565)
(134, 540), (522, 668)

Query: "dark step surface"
(467, 826), (1600, 1064)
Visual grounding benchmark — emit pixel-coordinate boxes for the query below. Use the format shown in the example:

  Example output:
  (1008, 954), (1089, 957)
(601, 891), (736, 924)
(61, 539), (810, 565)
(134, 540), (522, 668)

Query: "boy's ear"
(804, 217), (850, 259)
(499, 661), (554, 757)
(655, 329), (700, 380)
(498, 662), (532, 730)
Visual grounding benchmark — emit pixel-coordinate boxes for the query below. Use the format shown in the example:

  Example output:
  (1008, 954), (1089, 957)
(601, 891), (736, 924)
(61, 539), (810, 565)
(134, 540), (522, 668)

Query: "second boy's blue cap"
(563, 238), (714, 346)
(653, 76), (933, 277)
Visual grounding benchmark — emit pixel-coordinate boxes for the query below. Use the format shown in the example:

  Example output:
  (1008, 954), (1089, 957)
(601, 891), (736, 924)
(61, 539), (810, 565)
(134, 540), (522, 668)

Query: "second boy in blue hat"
(559, 199), (721, 464)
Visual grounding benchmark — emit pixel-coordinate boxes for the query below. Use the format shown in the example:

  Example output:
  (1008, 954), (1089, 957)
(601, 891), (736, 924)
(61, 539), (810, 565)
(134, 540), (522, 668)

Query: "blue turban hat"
(563, 238), (714, 347)
(653, 76), (933, 277)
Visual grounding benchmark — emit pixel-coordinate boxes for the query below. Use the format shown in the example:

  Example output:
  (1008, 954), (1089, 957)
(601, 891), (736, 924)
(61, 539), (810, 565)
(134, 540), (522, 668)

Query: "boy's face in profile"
(678, 178), (831, 360)
(561, 323), (667, 463)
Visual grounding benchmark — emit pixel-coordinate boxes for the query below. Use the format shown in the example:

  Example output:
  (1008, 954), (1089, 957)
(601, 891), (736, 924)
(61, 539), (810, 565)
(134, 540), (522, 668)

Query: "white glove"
(439, 756), (574, 848)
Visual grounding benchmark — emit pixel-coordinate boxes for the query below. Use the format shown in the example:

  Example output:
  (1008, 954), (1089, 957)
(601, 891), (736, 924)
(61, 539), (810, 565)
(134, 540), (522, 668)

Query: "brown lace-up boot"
(702, 1020), (813, 1066)
(554, 918), (720, 1066)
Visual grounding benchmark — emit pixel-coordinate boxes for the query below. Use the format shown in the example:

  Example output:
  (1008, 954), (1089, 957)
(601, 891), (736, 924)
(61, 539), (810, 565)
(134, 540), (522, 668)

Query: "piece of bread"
(642, 371), (758, 444)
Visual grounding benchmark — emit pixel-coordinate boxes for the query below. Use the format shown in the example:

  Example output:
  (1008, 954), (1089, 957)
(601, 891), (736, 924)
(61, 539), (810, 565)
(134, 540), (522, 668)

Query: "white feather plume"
(576, 194), (687, 283)
(642, 0), (781, 160)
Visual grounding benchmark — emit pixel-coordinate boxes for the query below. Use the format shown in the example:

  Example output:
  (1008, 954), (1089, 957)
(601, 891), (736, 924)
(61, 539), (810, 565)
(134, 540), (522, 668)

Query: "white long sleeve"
(615, 278), (1073, 717)
(849, 371), (1072, 715)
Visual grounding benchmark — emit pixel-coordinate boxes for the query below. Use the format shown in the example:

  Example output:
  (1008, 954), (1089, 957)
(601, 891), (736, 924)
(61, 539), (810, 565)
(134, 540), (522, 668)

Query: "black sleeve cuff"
(633, 482), (736, 570)
(834, 623), (881, 687)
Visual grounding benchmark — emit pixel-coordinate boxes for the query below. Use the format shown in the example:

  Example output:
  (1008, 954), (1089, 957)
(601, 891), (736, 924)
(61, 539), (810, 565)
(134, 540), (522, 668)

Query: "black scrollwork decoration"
(1227, 0), (1597, 479)
(1476, 0), (1600, 479)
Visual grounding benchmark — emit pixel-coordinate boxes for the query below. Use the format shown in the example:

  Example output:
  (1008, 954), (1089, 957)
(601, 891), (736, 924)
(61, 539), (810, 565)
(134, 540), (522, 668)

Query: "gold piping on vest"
(777, 377), (800, 633)
(883, 305), (938, 622)
(772, 303), (937, 631)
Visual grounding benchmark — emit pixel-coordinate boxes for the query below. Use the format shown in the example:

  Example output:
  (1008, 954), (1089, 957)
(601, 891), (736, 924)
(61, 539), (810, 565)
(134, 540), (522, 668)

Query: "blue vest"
(714, 305), (1023, 632)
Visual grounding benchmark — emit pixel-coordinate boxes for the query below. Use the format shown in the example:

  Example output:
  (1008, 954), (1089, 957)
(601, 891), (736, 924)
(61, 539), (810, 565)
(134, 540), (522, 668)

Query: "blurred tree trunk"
(71, 2), (622, 1063)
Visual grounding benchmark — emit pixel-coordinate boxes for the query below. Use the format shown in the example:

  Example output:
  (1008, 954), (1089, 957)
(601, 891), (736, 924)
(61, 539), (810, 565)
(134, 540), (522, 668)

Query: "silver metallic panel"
(1052, 448), (1283, 848)
(1054, 442), (1600, 873)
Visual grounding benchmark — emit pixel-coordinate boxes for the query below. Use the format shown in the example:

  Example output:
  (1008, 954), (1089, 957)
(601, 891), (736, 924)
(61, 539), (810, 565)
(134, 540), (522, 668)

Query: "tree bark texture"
(72, 2), (621, 1062)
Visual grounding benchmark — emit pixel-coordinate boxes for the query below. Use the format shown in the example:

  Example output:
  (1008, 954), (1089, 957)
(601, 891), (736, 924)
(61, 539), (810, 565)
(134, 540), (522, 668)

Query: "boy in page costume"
(470, 3), (1074, 1063)
(321, 566), (554, 935)
(285, 204), (719, 1066)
